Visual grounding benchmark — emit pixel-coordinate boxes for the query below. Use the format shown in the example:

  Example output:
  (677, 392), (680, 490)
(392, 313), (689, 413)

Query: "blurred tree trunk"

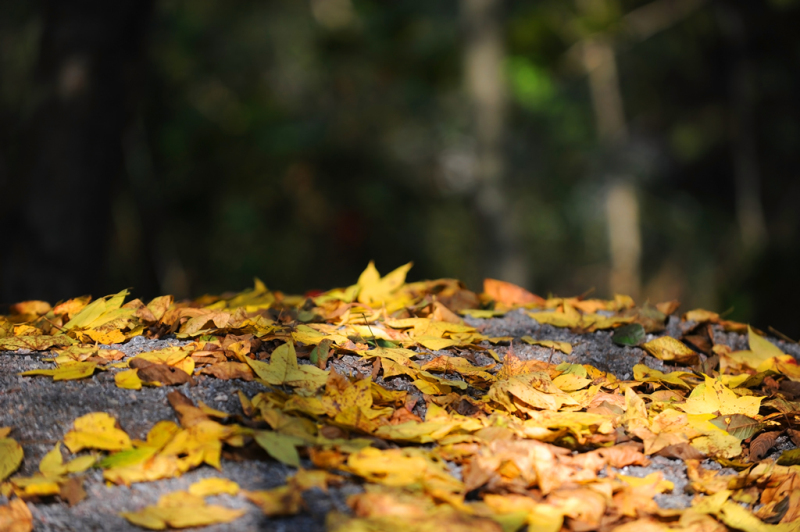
(579, 30), (642, 301)
(461, 0), (529, 288)
(2, 0), (154, 303)
(716, 4), (768, 255)
(571, 0), (709, 301)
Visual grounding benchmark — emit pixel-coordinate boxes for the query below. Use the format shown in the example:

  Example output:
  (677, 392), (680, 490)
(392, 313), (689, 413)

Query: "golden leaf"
(641, 336), (699, 365)
(120, 490), (246, 529)
(64, 412), (132, 453)
(188, 477), (240, 497)
(0, 438), (23, 482)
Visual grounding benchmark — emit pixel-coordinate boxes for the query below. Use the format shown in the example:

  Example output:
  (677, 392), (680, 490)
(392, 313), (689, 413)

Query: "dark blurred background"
(1, 0), (799, 335)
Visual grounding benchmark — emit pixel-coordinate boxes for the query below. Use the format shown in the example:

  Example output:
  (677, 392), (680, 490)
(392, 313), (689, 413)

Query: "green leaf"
(253, 431), (302, 467)
(777, 448), (800, 466)
(713, 414), (766, 440)
(612, 323), (645, 346)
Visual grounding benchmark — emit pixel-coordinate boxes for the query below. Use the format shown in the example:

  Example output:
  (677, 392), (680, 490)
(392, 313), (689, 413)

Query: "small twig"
(42, 317), (67, 333)
(360, 312), (377, 346)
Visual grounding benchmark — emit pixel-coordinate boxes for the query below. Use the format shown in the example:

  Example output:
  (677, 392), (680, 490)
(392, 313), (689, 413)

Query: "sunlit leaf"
(641, 336), (699, 365)
(64, 412), (132, 453)
(0, 438), (23, 482)
(120, 490), (246, 529)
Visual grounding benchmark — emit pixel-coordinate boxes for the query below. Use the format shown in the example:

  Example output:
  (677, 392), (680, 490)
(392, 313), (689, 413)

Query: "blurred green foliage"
(2, 0), (800, 336)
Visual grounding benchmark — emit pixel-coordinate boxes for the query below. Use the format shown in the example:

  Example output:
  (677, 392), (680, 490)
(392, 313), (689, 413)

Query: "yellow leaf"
(617, 472), (674, 493)
(716, 500), (800, 532)
(115, 369), (142, 390)
(633, 364), (692, 389)
(289, 469), (343, 492)
(748, 325), (785, 364)
(188, 477), (240, 496)
(65, 455), (96, 474)
(346, 447), (463, 494)
(527, 311), (581, 328)
(486, 373), (578, 412)
(20, 361), (97, 381)
(521, 337), (573, 354)
(357, 347), (420, 367)
(103, 454), (181, 486)
(641, 336), (699, 365)
(11, 475), (61, 496)
(459, 309), (507, 319)
(39, 443), (65, 478)
(64, 412), (132, 453)
(64, 289), (129, 330)
(0, 334), (75, 351)
(82, 328), (127, 345)
(552, 373), (592, 391)
(413, 336), (461, 350)
(120, 490), (246, 529)
(0, 438), (23, 481)
(691, 431), (742, 459)
(681, 376), (763, 417)
(683, 309), (720, 323)
(357, 262), (413, 306)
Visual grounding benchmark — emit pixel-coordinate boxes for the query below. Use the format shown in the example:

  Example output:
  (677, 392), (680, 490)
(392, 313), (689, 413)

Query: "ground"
(1, 286), (799, 531)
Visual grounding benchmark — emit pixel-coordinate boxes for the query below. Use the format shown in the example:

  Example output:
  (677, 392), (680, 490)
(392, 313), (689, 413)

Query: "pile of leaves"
(2, 262), (800, 532)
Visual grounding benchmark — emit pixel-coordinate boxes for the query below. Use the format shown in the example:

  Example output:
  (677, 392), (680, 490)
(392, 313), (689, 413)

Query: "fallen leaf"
(0, 499), (32, 532)
(612, 323), (646, 346)
(520, 336), (573, 354)
(242, 486), (304, 517)
(0, 438), (23, 481)
(0, 334), (74, 351)
(131, 359), (195, 386)
(188, 478), (240, 497)
(641, 336), (699, 365)
(19, 361), (97, 381)
(483, 279), (545, 307)
(64, 412), (132, 453)
(750, 431), (781, 462)
(120, 490), (246, 529)
(115, 369), (143, 390)
(681, 376), (763, 417)
(60, 477), (87, 506)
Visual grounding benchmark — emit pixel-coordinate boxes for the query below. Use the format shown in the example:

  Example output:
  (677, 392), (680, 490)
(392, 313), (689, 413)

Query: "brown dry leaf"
(59, 477), (87, 506)
(131, 358), (195, 386)
(750, 431), (781, 462)
(0, 499), (33, 532)
(199, 361), (253, 381)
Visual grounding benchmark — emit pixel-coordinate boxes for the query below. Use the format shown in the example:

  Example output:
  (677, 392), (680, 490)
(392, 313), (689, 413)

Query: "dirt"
(1, 310), (796, 531)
